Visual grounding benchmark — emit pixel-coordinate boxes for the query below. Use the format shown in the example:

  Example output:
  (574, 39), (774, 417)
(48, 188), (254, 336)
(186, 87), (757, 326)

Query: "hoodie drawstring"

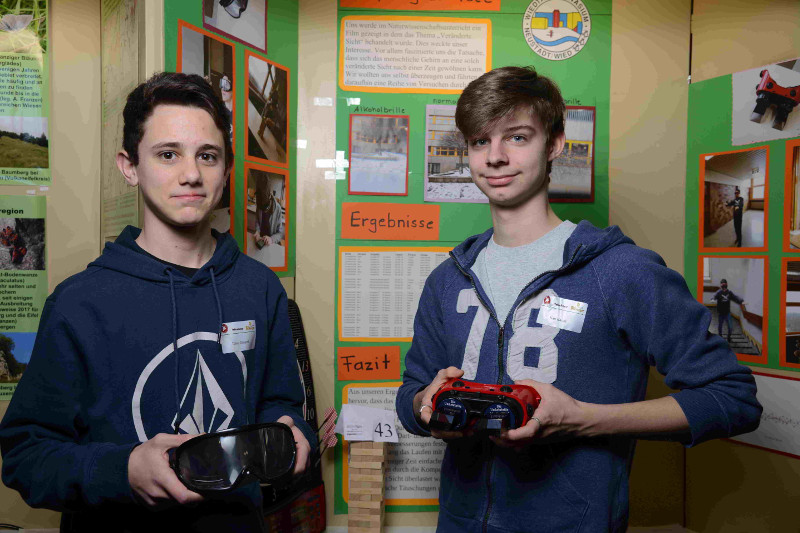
(209, 267), (224, 345)
(168, 266), (233, 432)
(166, 268), (180, 434)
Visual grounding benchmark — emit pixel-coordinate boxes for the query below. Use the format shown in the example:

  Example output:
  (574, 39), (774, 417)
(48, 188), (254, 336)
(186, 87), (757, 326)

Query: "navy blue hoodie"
(396, 221), (761, 533)
(0, 226), (312, 532)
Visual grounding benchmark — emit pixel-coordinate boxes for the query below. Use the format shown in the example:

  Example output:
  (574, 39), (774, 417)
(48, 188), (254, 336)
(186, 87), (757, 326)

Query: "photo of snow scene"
(549, 106), (595, 202)
(424, 104), (486, 203)
(348, 114), (409, 195)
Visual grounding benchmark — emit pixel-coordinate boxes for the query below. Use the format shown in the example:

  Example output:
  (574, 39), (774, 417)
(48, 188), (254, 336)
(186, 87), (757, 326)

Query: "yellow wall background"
(1, 0), (799, 530)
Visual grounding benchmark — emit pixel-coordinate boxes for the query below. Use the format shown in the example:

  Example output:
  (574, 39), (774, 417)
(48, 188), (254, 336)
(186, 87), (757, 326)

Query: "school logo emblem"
(523, 0), (591, 61)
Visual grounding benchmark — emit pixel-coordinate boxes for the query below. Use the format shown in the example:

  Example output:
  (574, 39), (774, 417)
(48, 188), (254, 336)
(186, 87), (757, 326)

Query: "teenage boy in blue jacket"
(396, 66), (762, 533)
(0, 72), (312, 532)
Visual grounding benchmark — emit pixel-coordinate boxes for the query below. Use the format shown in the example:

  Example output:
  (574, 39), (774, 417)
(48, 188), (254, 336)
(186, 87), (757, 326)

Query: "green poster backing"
(334, 0), (612, 514)
(684, 74), (795, 373)
(164, 0), (298, 277)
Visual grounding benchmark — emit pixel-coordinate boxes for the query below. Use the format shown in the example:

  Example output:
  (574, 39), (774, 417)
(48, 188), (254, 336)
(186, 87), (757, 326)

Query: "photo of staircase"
(707, 306), (761, 356)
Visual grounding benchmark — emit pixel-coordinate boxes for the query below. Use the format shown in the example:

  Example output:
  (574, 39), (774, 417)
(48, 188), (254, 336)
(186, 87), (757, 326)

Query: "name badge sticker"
(220, 320), (256, 354)
(536, 296), (588, 334)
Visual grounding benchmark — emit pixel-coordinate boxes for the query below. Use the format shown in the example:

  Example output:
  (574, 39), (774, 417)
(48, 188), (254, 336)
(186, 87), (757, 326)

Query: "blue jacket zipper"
(449, 243), (583, 531)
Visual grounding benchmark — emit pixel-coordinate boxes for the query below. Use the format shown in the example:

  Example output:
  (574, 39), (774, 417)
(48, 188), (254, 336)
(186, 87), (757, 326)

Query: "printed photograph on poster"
(209, 168), (234, 235)
(0, 216), (44, 270)
(550, 106), (595, 202)
(700, 256), (766, 363)
(782, 259), (800, 367)
(732, 58), (800, 146)
(0, 332), (34, 399)
(245, 164), (288, 271)
(0, 0), (47, 53)
(1, 0), (50, 185)
(246, 51), (288, 166)
(0, 116), (48, 170)
(348, 114), (409, 196)
(423, 104), (482, 203)
(202, 0), (266, 53)
(177, 20), (235, 140)
(700, 147), (767, 251)
(784, 139), (800, 251)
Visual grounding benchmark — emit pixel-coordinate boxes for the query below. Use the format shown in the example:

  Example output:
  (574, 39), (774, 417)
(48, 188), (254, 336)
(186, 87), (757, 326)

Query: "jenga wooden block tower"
(348, 441), (387, 533)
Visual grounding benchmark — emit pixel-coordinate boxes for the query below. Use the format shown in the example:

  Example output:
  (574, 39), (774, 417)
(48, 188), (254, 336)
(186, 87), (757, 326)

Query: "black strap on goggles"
(170, 422), (297, 493)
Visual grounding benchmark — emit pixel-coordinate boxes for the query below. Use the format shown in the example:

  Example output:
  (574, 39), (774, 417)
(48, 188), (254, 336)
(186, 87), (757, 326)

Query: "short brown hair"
(455, 66), (565, 152)
(122, 72), (233, 169)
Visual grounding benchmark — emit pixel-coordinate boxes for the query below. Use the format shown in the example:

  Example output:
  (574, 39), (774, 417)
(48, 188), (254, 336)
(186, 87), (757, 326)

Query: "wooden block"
(350, 447), (386, 457)
(350, 480), (383, 489)
(348, 513), (383, 524)
(349, 499), (382, 510)
(350, 472), (384, 482)
(350, 460), (384, 470)
(349, 527), (383, 533)
(350, 485), (384, 495)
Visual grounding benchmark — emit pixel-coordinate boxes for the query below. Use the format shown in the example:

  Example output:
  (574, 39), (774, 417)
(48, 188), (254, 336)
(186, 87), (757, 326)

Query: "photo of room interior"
(702, 148), (766, 249)
(203, 0), (266, 52)
(785, 260), (800, 364)
(787, 143), (800, 249)
(179, 23), (234, 128)
(701, 256), (764, 357)
(246, 53), (288, 165)
(245, 166), (287, 269)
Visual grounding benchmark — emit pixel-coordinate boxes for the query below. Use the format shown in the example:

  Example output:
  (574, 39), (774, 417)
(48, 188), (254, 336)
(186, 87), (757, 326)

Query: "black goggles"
(169, 422), (297, 493)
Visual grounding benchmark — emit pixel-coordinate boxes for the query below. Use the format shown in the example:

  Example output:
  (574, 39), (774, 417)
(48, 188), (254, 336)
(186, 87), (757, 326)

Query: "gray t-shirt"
(473, 220), (577, 323)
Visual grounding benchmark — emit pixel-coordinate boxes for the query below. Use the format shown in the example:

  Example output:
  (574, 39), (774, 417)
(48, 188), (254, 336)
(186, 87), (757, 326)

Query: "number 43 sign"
(336, 404), (399, 443)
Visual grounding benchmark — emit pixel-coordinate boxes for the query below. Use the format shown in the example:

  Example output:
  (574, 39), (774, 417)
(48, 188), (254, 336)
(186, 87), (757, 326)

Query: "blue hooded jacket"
(0, 226), (312, 531)
(396, 221), (761, 533)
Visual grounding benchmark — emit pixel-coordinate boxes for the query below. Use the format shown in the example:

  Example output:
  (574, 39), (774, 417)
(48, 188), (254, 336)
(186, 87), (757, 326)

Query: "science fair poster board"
(684, 57), (800, 372)
(333, 0), (612, 514)
(0, 0), (49, 185)
(0, 195), (46, 400)
(163, 1), (298, 277)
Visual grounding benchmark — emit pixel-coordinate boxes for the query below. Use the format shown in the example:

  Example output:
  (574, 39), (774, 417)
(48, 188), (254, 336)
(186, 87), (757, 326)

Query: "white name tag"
(536, 296), (588, 334)
(220, 320), (256, 353)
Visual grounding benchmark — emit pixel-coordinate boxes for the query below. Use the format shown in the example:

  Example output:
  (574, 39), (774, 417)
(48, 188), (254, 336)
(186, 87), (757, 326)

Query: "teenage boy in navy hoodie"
(396, 66), (762, 533)
(0, 72), (312, 532)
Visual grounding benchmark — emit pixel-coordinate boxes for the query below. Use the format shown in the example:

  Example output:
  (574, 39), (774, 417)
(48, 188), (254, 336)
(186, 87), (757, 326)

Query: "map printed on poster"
(0, 0), (50, 185)
(0, 195), (46, 400)
(343, 384), (445, 506)
(338, 247), (450, 341)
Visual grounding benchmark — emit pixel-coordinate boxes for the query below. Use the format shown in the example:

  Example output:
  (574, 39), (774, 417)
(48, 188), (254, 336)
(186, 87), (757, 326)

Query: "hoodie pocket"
(487, 445), (590, 532)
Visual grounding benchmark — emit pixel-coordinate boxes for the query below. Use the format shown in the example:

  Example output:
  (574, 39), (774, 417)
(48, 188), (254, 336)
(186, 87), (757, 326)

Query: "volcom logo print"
(457, 288), (561, 383)
(131, 331), (247, 442)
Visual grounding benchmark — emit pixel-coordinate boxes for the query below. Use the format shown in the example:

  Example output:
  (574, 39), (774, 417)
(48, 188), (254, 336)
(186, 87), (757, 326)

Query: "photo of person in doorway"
(701, 147), (767, 251)
(726, 187), (745, 247)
